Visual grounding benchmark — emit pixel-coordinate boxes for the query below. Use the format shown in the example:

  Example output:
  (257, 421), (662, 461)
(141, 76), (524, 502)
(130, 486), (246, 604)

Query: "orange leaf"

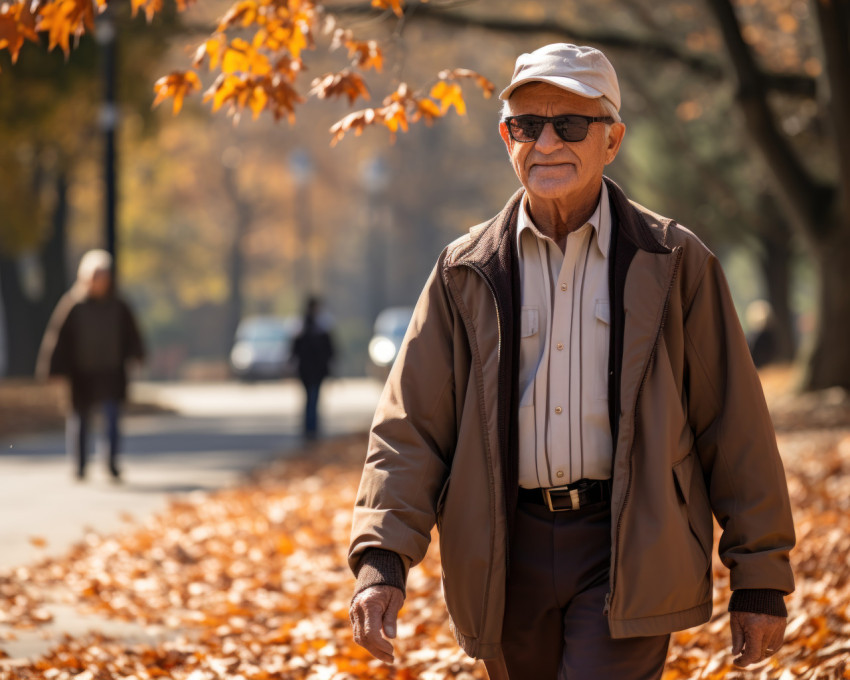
(346, 39), (382, 72)
(217, 0), (258, 31)
(329, 108), (377, 146)
(380, 101), (408, 135)
(438, 67), (495, 99)
(412, 98), (442, 124)
(152, 71), (201, 114)
(130, 0), (163, 23)
(0, 1), (39, 64)
(430, 80), (466, 115)
(310, 71), (370, 105)
(36, 0), (97, 58)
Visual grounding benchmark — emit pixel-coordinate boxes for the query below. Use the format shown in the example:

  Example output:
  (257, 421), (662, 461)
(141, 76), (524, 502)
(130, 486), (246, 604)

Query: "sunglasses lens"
(508, 115), (594, 142)
(509, 117), (544, 142)
(553, 116), (589, 142)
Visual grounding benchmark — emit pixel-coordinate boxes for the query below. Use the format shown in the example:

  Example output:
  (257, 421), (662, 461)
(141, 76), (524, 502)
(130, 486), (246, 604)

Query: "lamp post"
(360, 156), (389, 325)
(289, 149), (314, 294)
(95, 4), (118, 273)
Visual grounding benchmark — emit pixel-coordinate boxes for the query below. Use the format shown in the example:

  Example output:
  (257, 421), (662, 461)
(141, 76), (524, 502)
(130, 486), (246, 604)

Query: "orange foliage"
(0, 0), (490, 142)
(4, 381), (850, 677)
(2, 428), (850, 677)
(35, 0), (98, 57)
(0, 1), (38, 66)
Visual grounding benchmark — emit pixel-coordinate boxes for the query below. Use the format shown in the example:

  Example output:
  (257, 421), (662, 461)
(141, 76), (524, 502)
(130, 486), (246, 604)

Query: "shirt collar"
(517, 181), (611, 259)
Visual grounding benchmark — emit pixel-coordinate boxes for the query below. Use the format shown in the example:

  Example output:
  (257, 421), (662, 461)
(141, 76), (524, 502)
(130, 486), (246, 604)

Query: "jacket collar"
(447, 177), (672, 273)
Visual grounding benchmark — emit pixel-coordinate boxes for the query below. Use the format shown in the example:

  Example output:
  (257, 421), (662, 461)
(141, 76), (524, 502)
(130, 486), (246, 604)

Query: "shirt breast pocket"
(594, 300), (610, 400)
(519, 306), (539, 408)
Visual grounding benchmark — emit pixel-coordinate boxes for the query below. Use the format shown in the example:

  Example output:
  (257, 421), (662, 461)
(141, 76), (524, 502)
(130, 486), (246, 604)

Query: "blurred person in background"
(290, 296), (335, 441)
(37, 249), (145, 482)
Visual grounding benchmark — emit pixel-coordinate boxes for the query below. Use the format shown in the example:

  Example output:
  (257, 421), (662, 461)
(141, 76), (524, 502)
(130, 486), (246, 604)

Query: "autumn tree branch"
(703, 0), (832, 236)
(326, 1), (817, 97)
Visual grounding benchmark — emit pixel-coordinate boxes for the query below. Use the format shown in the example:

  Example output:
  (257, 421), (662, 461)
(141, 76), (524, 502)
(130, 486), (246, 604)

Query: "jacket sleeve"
(683, 253), (795, 596)
(349, 254), (458, 582)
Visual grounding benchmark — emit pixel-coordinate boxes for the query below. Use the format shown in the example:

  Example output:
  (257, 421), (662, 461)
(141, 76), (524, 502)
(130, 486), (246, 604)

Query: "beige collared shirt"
(516, 183), (613, 488)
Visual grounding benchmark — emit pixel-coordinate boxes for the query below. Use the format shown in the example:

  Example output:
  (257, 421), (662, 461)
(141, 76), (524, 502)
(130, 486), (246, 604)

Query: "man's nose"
(534, 122), (564, 151)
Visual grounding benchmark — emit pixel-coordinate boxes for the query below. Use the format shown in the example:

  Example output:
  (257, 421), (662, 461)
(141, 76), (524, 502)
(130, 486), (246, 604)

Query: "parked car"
(367, 306), (414, 379)
(230, 315), (301, 381)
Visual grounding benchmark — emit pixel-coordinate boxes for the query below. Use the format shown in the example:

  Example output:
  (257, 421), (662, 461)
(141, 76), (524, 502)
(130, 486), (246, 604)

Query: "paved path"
(0, 378), (382, 660)
(0, 378), (382, 569)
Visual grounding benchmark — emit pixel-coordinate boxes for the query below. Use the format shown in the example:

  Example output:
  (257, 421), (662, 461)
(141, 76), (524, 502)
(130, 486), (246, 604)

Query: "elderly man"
(348, 44), (795, 679)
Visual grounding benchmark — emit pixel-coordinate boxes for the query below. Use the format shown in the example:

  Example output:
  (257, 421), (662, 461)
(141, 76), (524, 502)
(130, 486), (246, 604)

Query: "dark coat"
(37, 287), (145, 410)
(291, 320), (334, 385)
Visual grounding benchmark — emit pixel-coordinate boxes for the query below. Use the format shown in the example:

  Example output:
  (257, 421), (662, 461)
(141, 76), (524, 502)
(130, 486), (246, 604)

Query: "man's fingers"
(765, 622), (785, 657)
(734, 621), (765, 667)
(382, 589), (404, 639)
(731, 612), (787, 667)
(349, 586), (406, 664)
(730, 615), (744, 656)
(362, 601), (395, 661)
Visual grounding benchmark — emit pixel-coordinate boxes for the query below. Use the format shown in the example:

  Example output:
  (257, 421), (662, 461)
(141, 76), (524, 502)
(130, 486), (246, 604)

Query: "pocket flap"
(595, 300), (610, 325)
(521, 307), (539, 337)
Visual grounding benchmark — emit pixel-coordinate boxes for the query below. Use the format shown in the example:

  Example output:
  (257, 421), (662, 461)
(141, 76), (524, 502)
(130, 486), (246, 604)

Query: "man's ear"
(499, 120), (512, 153)
(604, 122), (626, 165)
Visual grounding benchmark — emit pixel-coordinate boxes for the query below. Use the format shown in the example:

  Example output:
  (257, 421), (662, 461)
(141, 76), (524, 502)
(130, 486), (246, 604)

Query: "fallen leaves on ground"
(1, 386), (850, 678)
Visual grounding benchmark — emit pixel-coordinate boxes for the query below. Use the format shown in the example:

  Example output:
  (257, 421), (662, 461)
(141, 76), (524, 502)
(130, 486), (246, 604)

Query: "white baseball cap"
(499, 43), (621, 111)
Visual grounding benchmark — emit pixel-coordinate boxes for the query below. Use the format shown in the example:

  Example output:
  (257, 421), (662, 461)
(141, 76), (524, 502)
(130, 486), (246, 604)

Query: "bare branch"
(704, 0), (831, 236)
(325, 1), (817, 98)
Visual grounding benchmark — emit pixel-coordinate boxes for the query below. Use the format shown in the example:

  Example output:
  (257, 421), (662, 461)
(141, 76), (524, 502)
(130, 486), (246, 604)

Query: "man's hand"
(730, 611), (786, 667)
(349, 585), (405, 663)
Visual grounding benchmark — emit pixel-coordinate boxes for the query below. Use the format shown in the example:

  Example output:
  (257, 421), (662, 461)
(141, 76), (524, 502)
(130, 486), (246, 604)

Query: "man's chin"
(525, 177), (579, 201)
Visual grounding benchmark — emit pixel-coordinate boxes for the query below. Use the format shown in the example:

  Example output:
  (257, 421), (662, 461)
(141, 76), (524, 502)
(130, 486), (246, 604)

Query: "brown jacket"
(349, 178), (795, 658)
(37, 287), (145, 410)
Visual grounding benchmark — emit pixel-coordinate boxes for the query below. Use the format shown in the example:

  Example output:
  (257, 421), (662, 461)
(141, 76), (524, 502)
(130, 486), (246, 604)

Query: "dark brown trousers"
(484, 499), (670, 680)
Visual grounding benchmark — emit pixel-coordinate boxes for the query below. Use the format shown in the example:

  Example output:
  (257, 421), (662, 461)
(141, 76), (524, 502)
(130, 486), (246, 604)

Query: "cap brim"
(498, 75), (604, 101)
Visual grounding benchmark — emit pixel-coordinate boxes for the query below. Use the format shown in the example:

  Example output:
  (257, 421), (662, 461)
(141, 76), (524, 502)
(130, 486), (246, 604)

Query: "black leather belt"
(518, 478), (613, 512)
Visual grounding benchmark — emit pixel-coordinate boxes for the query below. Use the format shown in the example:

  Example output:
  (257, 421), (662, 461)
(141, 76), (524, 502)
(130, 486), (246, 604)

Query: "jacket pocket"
(673, 451), (713, 561)
(519, 306), (539, 408)
(435, 475), (451, 530)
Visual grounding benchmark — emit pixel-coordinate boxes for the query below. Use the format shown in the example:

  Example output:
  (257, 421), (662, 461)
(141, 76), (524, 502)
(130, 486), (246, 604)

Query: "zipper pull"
(603, 592), (611, 615)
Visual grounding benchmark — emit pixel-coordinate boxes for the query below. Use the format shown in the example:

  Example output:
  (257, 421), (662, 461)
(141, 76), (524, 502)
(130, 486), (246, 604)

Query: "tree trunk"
(0, 258), (42, 376)
(40, 168), (69, 320)
(755, 193), (796, 363)
(802, 210), (850, 390)
(222, 162), (251, 351)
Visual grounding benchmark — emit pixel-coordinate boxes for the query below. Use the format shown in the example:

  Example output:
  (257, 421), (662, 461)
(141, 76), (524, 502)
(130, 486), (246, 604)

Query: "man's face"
(499, 83), (625, 207)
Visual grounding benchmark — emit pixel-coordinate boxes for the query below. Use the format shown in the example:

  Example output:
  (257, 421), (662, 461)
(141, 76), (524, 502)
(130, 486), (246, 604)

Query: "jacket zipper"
(606, 248), (683, 617)
(452, 261), (503, 638)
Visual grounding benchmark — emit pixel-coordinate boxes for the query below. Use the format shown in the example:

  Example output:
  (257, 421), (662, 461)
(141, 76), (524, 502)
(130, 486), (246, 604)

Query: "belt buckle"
(542, 485), (581, 512)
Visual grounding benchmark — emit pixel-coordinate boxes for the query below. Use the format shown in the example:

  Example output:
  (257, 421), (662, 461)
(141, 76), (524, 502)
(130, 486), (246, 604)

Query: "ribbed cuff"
(728, 589), (787, 617)
(353, 548), (406, 599)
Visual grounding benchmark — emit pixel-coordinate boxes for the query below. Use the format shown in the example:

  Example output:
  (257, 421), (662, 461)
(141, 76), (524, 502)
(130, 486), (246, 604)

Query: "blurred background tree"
(0, 0), (843, 390)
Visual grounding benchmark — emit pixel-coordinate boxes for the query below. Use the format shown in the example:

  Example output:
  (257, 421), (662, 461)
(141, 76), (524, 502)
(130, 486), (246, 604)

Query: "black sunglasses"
(504, 114), (615, 143)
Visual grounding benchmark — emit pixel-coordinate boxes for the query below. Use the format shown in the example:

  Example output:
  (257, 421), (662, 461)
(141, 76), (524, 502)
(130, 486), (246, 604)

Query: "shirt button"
(560, 283), (568, 291)
(554, 406), (563, 414)
(556, 343), (564, 351)
(556, 470), (565, 478)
